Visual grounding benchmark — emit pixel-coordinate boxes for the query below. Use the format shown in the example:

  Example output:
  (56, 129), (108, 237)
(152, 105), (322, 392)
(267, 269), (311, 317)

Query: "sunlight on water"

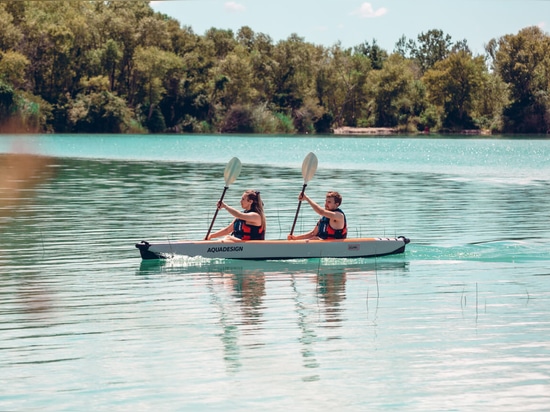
(1, 135), (549, 410)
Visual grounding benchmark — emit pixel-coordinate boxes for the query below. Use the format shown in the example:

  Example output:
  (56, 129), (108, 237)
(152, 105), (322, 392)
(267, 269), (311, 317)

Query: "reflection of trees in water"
(295, 269), (349, 381)
(0, 151), (54, 223)
(143, 259), (407, 376)
(206, 274), (242, 374)
(292, 274), (320, 381)
(210, 270), (267, 373)
(16, 274), (55, 318)
(316, 270), (347, 327)
(228, 271), (266, 328)
(291, 269), (349, 382)
(1, 149), (55, 317)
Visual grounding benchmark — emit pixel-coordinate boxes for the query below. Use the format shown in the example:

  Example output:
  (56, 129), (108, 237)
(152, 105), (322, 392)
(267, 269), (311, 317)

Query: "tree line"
(1, 1), (549, 135)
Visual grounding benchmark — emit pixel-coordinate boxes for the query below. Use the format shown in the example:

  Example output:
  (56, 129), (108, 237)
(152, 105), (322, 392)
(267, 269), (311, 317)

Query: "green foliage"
(417, 105), (441, 132)
(15, 91), (53, 132)
(0, 2), (548, 135)
(325, 45), (372, 127)
(293, 97), (325, 134)
(365, 54), (415, 127)
(423, 51), (486, 130)
(251, 103), (280, 134)
(67, 86), (135, 133)
(354, 39), (388, 70)
(489, 26), (550, 133)
(273, 112), (296, 134)
(0, 79), (52, 132)
(405, 29), (454, 74)
(220, 104), (254, 133)
(0, 79), (15, 117)
(0, 4), (23, 50)
(472, 71), (509, 133)
(142, 105), (166, 133)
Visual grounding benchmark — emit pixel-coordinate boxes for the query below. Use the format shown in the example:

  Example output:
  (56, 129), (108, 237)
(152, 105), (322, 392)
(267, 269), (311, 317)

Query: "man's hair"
(326, 191), (342, 206)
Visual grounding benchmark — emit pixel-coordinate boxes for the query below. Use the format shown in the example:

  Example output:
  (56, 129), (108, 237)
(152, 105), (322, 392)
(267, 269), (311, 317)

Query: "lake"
(1, 134), (549, 411)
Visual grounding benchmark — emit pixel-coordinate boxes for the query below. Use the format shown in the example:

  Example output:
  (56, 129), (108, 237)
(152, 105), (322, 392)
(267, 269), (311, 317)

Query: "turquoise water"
(1, 134), (550, 411)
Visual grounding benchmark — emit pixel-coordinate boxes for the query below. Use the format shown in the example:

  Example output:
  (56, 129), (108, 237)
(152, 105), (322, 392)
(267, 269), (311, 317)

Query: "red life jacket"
(232, 212), (265, 240)
(317, 208), (347, 239)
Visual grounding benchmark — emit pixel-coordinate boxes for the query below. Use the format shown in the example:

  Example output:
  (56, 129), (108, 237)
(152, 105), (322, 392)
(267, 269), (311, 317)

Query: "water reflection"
(15, 274), (55, 318)
(316, 269), (347, 327)
(204, 272), (242, 373)
(0, 151), (55, 225)
(216, 270), (266, 372)
(291, 273), (320, 381)
(0, 148), (56, 319)
(224, 271), (266, 328)
(137, 258), (408, 379)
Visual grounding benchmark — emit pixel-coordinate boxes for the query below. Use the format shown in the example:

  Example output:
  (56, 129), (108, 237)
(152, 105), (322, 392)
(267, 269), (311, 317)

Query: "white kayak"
(135, 236), (410, 260)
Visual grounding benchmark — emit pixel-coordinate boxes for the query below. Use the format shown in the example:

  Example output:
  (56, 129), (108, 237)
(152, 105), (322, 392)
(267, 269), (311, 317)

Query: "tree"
(236, 26), (255, 52)
(0, 80), (15, 119)
(317, 43), (371, 128)
(365, 54), (415, 127)
(101, 39), (122, 91)
(423, 51), (486, 130)
(136, 15), (172, 50)
(354, 39), (388, 70)
(204, 28), (236, 59)
(400, 29), (453, 74)
(0, 3), (23, 51)
(211, 45), (257, 108)
(67, 76), (135, 133)
(489, 26), (550, 133)
(132, 46), (183, 127)
(475, 72), (510, 132)
(0, 50), (29, 89)
(248, 32), (276, 103)
(271, 34), (318, 115)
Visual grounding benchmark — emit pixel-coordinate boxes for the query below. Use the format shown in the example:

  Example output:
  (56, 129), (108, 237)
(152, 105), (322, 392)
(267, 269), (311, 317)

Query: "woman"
(207, 190), (266, 241)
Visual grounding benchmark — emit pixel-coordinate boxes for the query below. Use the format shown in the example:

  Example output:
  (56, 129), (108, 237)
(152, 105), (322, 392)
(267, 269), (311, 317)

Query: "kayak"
(135, 236), (410, 260)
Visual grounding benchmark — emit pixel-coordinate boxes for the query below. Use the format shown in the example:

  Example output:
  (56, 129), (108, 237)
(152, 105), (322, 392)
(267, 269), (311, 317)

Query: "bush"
(68, 91), (136, 133)
(220, 105), (254, 133)
(0, 80), (15, 118)
(274, 112), (295, 134)
(251, 103), (279, 134)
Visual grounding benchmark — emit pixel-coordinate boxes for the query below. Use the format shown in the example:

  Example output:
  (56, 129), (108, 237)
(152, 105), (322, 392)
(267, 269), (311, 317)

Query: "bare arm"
(207, 222), (234, 240)
(301, 193), (345, 229)
(219, 201), (261, 226)
(287, 222), (320, 240)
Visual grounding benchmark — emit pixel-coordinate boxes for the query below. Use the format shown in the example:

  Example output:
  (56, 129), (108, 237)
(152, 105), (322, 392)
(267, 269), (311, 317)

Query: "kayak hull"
(135, 236), (410, 260)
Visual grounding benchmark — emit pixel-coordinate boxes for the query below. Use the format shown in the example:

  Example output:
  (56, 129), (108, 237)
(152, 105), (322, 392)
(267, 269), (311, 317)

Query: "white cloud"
(225, 2), (246, 12)
(352, 3), (388, 18)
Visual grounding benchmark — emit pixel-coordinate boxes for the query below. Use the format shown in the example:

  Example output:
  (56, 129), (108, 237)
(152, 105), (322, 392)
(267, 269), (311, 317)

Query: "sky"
(150, 0), (550, 55)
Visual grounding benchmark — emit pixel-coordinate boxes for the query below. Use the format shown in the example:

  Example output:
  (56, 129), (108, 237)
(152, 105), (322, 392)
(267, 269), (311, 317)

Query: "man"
(287, 191), (347, 240)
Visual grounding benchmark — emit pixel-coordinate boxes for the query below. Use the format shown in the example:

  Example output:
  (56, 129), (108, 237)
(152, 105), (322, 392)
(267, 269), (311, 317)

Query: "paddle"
(205, 157), (242, 240)
(289, 152), (318, 236)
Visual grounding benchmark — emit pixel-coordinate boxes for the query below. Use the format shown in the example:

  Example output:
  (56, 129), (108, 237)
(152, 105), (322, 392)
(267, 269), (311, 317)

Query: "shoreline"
(332, 127), (493, 136)
(333, 127), (398, 135)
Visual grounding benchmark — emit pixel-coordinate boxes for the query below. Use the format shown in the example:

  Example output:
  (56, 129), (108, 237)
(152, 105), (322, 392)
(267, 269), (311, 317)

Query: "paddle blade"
(224, 157), (242, 186)
(301, 152), (318, 183)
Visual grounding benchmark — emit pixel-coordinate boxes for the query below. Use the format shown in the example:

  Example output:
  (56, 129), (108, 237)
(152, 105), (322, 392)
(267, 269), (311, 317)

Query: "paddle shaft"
(289, 183), (308, 236)
(205, 186), (228, 240)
